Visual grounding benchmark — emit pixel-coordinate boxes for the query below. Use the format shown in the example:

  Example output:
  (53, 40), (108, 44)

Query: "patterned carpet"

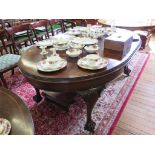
(4, 52), (150, 135)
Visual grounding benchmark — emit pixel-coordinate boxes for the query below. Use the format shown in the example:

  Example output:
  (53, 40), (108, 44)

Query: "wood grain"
(112, 33), (155, 135)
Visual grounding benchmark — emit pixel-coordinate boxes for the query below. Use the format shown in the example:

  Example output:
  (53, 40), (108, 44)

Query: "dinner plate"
(72, 37), (98, 45)
(0, 118), (11, 135)
(37, 59), (67, 72)
(77, 57), (108, 70)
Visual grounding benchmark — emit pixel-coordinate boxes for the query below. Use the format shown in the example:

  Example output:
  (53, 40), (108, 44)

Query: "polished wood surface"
(0, 87), (34, 135)
(98, 19), (155, 31)
(18, 35), (141, 92)
(18, 30), (141, 132)
(112, 34), (155, 135)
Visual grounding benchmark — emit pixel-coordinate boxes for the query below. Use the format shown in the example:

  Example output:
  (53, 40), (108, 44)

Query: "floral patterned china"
(66, 49), (82, 58)
(52, 38), (70, 51)
(77, 54), (108, 70)
(0, 118), (11, 135)
(37, 56), (67, 72)
(84, 45), (99, 53)
(69, 43), (84, 49)
(36, 39), (53, 47)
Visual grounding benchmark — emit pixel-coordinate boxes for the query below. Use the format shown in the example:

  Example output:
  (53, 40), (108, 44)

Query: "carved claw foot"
(84, 120), (96, 133)
(33, 95), (42, 103)
(33, 88), (42, 103)
(124, 65), (131, 76)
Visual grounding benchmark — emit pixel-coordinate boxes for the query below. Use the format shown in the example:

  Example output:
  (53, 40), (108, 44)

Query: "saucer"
(37, 59), (67, 72)
(77, 55), (108, 70)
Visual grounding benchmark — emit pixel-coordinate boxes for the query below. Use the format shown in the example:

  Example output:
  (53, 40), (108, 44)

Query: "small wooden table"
(18, 30), (141, 133)
(0, 87), (34, 135)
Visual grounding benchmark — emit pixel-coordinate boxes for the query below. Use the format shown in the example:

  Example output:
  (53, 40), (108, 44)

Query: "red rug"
(4, 52), (150, 135)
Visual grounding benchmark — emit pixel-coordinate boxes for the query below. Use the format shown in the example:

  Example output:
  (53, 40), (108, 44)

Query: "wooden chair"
(6, 24), (34, 54)
(62, 19), (77, 32)
(30, 20), (50, 42)
(134, 30), (152, 49)
(0, 30), (14, 54)
(48, 19), (64, 35)
(0, 29), (20, 88)
(5, 23), (33, 49)
(85, 19), (99, 25)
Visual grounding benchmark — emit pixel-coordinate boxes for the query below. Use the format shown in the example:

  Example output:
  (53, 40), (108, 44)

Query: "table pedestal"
(33, 86), (104, 133)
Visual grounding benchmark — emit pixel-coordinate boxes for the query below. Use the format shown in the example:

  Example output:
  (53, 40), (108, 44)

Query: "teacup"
(85, 54), (101, 65)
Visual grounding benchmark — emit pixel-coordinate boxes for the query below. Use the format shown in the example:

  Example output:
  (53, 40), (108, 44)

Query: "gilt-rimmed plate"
(77, 56), (108, 70)
(37, 59), (67, 72)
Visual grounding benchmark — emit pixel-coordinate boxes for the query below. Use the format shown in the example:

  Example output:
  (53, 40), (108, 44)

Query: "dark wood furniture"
(30, 20), (50, 42)
(0, 87), (34, 135)
(18, 31), (141, 133)
(48, 19), (64, 35)
(0, 28), (14, 54)
(62, 19), (77, 32)
(5, 23), (33, 51)
(0, 29), (20, 88)
(98, 19), (155, 49)
(85, 19), (99, 25)
(134, 30), (152, 49)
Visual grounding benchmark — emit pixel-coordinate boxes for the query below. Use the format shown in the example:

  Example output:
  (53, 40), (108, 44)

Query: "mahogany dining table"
(18, 31), (141, 133)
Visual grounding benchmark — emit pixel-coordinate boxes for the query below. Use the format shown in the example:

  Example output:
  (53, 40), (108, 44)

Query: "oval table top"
(18, 32), (141, 92)
(0, 87), (34, 135)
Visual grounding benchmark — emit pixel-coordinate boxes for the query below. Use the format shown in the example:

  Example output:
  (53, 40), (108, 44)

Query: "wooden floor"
(112, 33), (155, 135)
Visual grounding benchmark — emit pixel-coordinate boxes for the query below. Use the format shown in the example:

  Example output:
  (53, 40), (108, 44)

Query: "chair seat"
(0, 54), (20, 72)
(19, 45), (35, 54)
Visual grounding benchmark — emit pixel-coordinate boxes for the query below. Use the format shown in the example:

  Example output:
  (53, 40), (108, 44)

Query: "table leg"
(33, 88), (42, 103)
(79, 88), (102, 133)
(124, 65), (131, 76)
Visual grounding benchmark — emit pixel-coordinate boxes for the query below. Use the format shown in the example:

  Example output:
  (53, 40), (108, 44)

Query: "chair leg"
(0, 74), (8, 88)
(9, 46), (13, 54)
(12, 69), (14, 75)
